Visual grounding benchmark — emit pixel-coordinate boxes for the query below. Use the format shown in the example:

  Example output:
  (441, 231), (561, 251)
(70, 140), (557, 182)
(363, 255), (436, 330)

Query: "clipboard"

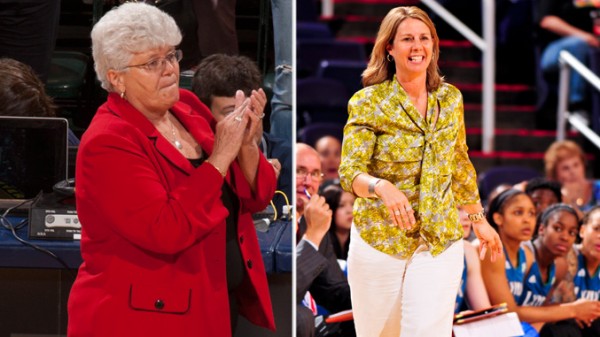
(325, 309), (353, 323)
(453, 302), (508, 325)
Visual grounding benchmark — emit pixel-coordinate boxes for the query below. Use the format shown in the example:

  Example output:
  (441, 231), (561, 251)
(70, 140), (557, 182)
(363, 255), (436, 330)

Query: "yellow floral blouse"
(339, 77), (480, 258)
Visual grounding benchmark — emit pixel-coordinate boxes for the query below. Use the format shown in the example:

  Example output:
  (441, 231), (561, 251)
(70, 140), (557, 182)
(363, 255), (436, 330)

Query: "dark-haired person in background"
(525, 177), (563, 216)
(315, 135), (342, 183)
(192, 53), (292, 215)
(482, 189), (600, 335)
(572, 206), (600, 336)
(0, 58), (79, 146)
(322, 183), (354, 261)
(524, 204), (587, 336)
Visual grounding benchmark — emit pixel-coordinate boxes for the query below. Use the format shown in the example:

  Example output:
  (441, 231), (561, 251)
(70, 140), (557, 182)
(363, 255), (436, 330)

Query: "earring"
(120, 91), (125, 99)
(386, 54), (393, 62)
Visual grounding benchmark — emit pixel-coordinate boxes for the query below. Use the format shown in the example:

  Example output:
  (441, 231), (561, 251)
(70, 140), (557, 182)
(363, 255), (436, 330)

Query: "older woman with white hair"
(67, 3), (276, 336)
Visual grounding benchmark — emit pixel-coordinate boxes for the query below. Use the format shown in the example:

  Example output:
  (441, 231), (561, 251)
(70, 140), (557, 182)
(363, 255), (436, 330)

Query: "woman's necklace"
(167, 115), (183, 150)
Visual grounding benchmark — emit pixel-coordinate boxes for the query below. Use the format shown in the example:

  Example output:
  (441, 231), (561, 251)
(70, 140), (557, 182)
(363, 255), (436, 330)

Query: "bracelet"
(368, 178), (381, 198)
(206, 160), (226, 178)
(467, 210), (486, 223)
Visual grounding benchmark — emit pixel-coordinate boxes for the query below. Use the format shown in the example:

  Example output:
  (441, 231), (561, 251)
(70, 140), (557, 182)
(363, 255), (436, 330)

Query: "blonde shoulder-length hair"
(544, 140), (587, 180)
(362, 6), (443, 91)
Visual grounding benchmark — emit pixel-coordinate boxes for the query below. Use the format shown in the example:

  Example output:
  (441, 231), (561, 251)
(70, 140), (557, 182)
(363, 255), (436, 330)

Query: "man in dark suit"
(296, 143), (354, 337)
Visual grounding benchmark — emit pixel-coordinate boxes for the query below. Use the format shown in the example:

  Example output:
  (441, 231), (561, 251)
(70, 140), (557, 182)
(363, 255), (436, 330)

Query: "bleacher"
(296, 0), (600, 180)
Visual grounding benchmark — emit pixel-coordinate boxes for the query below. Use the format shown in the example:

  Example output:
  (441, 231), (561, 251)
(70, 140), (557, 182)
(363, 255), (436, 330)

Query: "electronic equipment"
(29, 192), (80, 240)
(0, 116), (79, 240)
(0, 116), (69, 212)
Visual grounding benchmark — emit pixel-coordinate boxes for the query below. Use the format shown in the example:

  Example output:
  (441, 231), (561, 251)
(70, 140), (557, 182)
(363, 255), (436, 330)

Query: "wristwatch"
(467, 211), (486, 223)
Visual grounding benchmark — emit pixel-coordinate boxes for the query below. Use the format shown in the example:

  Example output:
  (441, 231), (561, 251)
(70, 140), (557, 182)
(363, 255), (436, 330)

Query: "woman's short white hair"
(91, 2), (182, 91)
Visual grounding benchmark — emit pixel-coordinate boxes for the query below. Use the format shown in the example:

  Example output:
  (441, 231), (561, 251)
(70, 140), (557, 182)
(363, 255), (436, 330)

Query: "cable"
(274, 190), (291, 220)
(274, 190), (290, 207)
(0, 195), (76, 278)
(270, 200), (278, 221)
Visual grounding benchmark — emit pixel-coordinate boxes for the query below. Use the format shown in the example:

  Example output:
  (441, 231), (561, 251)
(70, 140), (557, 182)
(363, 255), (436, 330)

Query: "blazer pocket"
(129, 283), (192, 315)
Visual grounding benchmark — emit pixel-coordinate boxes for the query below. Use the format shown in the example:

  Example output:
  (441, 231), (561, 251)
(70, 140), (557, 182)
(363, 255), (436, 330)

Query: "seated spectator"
(322, 183), (355, 261)
(575, 206), (600, 301)
(192, 54), (292, 215)
(572, 206), (600, 335)
(455, 207), (492, 313)
(544, 140), (600, 213)
(524, 204), (584, 335)
(296, 143), (354, 337)
(524, 177), (563, 240)
(315, 135), (341, 182)
(481, 190), (600, 334)
(525, 177), (563, 215)
(482, 189), (536, 303)
(0, 58), (79, 146)
(535, 0), (599, 119)
(318, 178), (341, 194)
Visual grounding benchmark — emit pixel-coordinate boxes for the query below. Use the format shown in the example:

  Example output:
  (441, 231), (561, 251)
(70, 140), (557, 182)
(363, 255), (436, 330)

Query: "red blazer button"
(155, 299), (164, 310)
(246, 259), (253, 269)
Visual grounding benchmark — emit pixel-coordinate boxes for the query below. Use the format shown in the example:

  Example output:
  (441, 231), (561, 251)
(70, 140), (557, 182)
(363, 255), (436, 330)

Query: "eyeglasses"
(123, 49), (183, 73)
(296, 167), (324, 181)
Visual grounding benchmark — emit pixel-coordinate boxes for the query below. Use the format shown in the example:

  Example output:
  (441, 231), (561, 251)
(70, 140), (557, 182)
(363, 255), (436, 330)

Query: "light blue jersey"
(580, 180), (600, 212)
(574, 248), (600, 301)
(520, 241), (555, 306)
(504, 246), (527, 303)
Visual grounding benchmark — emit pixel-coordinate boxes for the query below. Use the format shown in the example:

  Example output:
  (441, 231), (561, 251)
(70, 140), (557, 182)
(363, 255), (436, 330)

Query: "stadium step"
(323, 0), (600, 174)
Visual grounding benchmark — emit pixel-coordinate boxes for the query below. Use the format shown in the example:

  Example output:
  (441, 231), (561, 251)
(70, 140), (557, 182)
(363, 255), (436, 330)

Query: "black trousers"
(0, 0), (61, 83)
(191, 0), (238, 59)
(539, 319), (600, 337)
(297, 304), (316, 337)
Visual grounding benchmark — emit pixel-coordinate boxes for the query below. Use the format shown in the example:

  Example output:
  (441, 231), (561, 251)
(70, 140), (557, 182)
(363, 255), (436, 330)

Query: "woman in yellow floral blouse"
(338, 6), (503, 337)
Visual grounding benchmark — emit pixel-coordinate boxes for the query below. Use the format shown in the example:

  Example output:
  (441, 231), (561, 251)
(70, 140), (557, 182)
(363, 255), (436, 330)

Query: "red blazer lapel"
(171, 100), (215, 157)
(105, 92), (196, 175)
(171, 90), (236, 185)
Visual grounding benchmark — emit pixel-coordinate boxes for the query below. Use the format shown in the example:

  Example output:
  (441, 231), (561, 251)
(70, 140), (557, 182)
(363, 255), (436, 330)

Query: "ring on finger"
(394, 210), (401, 216)
(405, 205), (413, 212)
(234, 116), (243, 122)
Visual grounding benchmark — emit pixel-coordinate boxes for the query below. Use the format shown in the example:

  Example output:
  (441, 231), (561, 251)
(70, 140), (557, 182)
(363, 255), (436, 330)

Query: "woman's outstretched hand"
(472, 220), (503, 262)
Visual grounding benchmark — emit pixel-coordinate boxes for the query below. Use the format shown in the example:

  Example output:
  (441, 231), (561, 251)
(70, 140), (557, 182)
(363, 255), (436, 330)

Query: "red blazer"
(67, 89), (276, 337)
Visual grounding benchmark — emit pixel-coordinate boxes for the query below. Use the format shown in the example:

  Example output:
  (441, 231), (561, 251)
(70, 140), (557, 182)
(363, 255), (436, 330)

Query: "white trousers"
(347, 225), (464, 337)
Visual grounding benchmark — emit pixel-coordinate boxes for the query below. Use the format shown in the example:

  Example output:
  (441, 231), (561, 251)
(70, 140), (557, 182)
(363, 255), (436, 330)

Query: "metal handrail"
(556, 50), (600, 149)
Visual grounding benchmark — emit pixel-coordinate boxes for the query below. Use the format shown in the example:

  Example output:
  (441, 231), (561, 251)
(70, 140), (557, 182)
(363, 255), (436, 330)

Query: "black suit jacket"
(296, 217), (351, 314)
